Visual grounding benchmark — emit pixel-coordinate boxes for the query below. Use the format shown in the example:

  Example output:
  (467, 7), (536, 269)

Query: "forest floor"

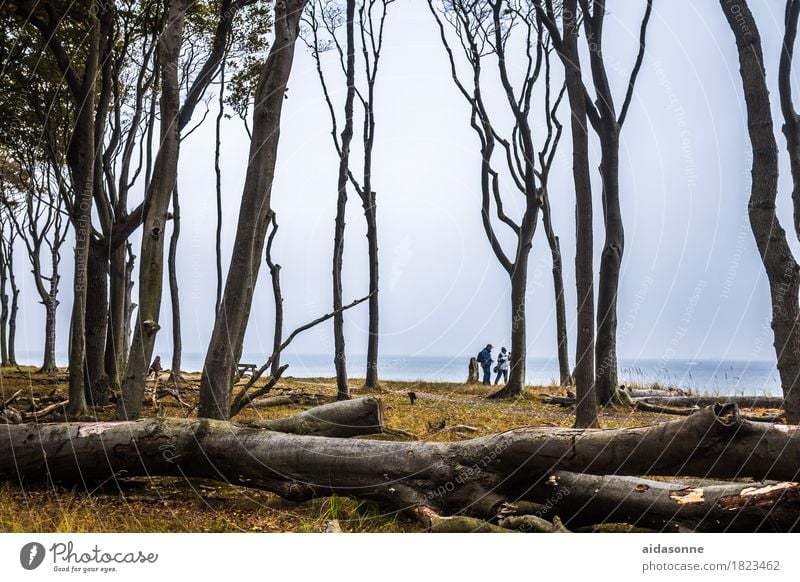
(0, 366), (780, 533)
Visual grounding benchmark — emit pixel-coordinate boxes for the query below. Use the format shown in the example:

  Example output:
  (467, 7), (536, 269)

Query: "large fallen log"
(641, 395), (784, 409)
(0, 404), (797, 527)
(239, 396), (384, 437)
(523, 471), (800, 532)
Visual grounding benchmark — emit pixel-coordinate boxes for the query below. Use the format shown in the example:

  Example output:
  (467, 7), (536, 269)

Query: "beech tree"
(2, 157), (68, 373)
(719, 0), (800, 423)
(535, 0), (599, 427)
(429, 0), (570, 396)
(304, 0), (394, 393)
(199, 0), (310, 420)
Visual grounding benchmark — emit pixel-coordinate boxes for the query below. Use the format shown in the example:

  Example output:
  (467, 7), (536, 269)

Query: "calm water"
(206, 353), (781, 395)
(20, 351), (781, 396)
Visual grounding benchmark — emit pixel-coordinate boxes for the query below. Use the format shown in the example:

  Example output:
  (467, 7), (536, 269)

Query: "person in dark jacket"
(494, 347), (509, 384)
(476, 344), (494, 385)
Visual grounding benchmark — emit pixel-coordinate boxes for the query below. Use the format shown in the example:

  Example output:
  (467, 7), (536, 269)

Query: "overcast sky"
(12, 1), (799, 370)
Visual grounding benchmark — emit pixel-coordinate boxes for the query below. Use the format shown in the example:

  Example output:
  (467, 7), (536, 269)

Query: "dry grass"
(0, 366), (751, 532)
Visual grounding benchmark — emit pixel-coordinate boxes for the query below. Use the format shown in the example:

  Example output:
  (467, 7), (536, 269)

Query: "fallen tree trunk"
(240, 396), (383, 437)
(522, 471), (800, 532)
(641, 395), (784, 409)
(0, 405), (797, 527)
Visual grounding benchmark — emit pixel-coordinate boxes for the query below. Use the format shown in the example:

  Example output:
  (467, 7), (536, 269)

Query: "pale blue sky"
(12, 1), (798, 370)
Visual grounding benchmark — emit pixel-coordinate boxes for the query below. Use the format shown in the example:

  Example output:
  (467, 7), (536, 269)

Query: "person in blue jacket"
(476, 344), (494, 385)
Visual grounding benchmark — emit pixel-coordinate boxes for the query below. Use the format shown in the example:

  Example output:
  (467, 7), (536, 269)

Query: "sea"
(16, 352), (782, 396)
(198, 353), (781, 396)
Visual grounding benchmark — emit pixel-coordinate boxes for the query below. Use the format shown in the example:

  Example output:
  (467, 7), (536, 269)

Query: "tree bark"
(199, 0), (309, 420)
(168, 183), (182, 377)
(104, 244), (127, 388)
(0, 249), (8, 367)
(542, 198), (571, 386)
(779, 0), (800, 242)
(332, 0), (358, 402)
(640, 395), (785, 408)
(118, 0), (186, 420)
(241, 396), (383, 437)
(594, 129), (622, 405)
(6, 244), (17, 367)
(721, 0), (800, 424)
(526, 471), (800, 532)
(84, 239), (110, 406)
(1, 404), (797, 526)
(492, 254), (531, 397)
(364, 190), (380, 390)
(556, 0), (599, 427)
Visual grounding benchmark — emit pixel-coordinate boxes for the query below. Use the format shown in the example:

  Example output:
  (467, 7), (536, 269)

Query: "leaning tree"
(719, 0), (800, 424)
(199, 0), (311, 420)
(429, 0), (571, 396)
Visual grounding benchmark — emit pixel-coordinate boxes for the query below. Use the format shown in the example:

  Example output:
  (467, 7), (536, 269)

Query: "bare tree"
(199, 0), (310, 420)
(303, 0), (393, 392)
(719, 0), (800, 423)
(780, 0), (800, 243)
(428, 0), (568, 397)
(535, 0), (599, 426)
(578, 0), (653, 405)
(2, 157), (68, 373)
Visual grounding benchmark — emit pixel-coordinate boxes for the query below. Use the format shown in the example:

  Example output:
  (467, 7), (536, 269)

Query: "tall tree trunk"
(0, 254), (8, 368)
(721, 0), (800, 424)
(118, 0), (186, 420)
(595, 128), (622, 404)
(168, 183), (182, 377)
(780, 0), (800, 242)
(215, 61), (225, 315)
(84, 239), (109, 406)
(198, 0), (309, 420)
(42, 298), (58, 374)
(332, 0), (357, 402)
(6, 241), (17, 367)
(506, 260), (529, 395)
(542, 199), (571, 386)
(560, 0), (599, 427)
(123, 244), (135, 361)
(104, 244), (127, 388)
(267, 213), (284, 379)
(364, 190), (379, 389)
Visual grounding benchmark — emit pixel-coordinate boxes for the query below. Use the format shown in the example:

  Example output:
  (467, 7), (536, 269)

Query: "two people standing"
(476, 344), (510, 385)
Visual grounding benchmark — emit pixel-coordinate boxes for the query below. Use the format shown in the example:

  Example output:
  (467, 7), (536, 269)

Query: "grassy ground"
(0, 366), (765, 533)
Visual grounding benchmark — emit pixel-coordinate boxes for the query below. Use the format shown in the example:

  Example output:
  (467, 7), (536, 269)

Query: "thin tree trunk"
(215, 61), (225, 315)
(266, 213), (283, 379)
(168, 183), (182, 377)
(780, 0), (800, 242)
(5, 240), (17, 367)
(542, 199), (571, 386)
(118, 0), (186, 420)
(42, 299), (58, 374)
(492, 257), (530, 398)
(0, 252), (8, 367)
(84, 239), (109, 406)
(104, 244), (127, 388)
(721, 0), (800, 424)
(332, 0), (357, 402)
(364, 190), (379, 389)
(123, 244), (135, 361)
(595, 129), (622, 405)
(560, 0), (598, 427)
(198, 0), (309, 420)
